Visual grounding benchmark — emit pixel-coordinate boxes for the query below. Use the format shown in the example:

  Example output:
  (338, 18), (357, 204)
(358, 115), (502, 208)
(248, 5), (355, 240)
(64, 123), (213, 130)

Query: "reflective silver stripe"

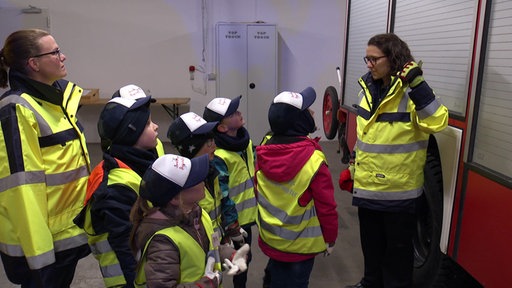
(356, 139), (428, 154)
(0, 171), (45, 192)
(101, 262), (124, 278)
(357, 89), (366, 102)
(46, 165), (89, 186)
(257, 192), (316, 224)
(0, 242), (25, 256)
(0, 94), (53, 136)
(0, 233), (86, 257)
(0, 244), (56, 269)
(417, 98), (442, 120)
(398, 93), (409, 112)
(26, 249), (56, 270)
(208, 206), (221, 221)
(235, 197), (257, 212)
(258, 214), (323, 240)
(90, 239), (112, 255)
(353, 187), (423, 200)
(228, 179), (254, 198)
(89, 239), (124, 278)
(54, 233), (88, 251)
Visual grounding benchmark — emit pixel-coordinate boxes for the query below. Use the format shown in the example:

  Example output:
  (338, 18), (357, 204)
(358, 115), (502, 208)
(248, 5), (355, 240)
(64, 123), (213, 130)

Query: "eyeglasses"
(32, 49), (62, 59)
(363, 55), (386, 65)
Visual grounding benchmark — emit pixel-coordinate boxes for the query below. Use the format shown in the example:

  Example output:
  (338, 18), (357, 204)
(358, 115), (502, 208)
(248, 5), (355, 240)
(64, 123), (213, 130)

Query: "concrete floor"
(0, 140), (363, 287)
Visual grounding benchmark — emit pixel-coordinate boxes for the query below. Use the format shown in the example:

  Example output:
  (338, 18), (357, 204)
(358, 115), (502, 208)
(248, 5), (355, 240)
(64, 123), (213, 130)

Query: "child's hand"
(225, 222), (248, 249)
(204, 256), (221, 285)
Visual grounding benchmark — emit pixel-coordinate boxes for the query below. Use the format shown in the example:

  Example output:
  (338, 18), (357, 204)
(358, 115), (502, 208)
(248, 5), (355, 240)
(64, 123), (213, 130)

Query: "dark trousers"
(267, 257), (315, 288)
(358, 207), (416, 288)
(1, 244), (90, 288)
(233, 223), (253, 288)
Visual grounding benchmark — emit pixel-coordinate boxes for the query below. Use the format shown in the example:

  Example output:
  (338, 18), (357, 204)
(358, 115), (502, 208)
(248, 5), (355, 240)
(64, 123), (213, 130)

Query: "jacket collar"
(8, 69), (66, 105)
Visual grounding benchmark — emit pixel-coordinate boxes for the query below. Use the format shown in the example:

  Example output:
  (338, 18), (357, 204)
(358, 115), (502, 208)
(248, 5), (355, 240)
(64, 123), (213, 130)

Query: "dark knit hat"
(268, 87), (317, 136)
(98, 88), (151, 148)
(140, 154), (209, 207)
(203, 95), (241, 122)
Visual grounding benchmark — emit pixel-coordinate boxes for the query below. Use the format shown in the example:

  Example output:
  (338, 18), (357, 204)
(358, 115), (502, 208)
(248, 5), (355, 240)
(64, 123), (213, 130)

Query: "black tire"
(413, 135), (447, 288)
(322, 86), (340, 140)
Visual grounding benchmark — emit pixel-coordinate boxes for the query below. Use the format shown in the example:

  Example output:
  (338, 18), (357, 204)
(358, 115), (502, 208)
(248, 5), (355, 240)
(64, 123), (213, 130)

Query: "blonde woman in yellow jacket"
(0, 29), (91, 287)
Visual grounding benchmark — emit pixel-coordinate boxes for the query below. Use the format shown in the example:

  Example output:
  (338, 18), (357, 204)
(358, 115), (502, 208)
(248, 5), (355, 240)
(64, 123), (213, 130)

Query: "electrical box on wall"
(216, 22), (277, 144)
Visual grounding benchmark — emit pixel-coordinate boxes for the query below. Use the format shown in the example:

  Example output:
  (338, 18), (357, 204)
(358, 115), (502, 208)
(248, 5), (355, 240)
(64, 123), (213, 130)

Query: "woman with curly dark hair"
(341, 33), (449, 288)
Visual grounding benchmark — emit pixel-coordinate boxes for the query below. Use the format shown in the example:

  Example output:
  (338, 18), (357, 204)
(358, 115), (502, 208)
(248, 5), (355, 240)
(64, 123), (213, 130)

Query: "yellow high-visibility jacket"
(0, 78), (90, 269)
(353, 73), (448, 204)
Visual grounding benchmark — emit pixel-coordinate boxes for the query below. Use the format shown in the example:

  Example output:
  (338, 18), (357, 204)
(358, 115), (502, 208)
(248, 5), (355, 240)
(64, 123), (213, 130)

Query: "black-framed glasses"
(32, 49), (61, 59)
(363, 55), (386, 65)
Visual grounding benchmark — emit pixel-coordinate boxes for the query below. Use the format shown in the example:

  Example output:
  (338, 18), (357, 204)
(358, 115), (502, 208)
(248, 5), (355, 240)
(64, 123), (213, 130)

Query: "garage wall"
(0, 0), (346, 142)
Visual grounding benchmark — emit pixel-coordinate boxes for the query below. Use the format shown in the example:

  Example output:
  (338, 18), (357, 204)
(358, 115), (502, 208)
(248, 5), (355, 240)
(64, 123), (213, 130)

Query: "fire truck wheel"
(322, 86), (340, 140)
(413, 135), (448, 287)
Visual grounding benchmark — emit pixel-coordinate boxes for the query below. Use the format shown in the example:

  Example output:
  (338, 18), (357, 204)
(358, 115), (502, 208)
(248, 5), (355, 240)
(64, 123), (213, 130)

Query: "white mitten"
(223, 243), (250, 276)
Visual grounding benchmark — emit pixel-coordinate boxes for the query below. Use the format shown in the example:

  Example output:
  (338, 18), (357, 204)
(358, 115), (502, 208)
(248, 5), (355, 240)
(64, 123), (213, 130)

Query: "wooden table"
(79, 89), (190, 119)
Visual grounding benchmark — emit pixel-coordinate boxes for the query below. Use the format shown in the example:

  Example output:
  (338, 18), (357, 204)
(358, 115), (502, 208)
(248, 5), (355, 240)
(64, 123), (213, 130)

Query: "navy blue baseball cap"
(98, 92), (151, 148)
(140, 154), (210, 207)
(203, 95), (242, 122)
(272, 86), (316, 110)
(268, 87), (317, 136)
(167, 112), (218, 144)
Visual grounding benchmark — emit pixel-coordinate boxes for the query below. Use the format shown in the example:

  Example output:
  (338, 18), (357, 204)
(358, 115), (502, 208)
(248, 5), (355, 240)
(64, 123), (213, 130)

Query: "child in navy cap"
(203, 96), (255, 288)
(256, 87), (338, 288)
(168, 112), (247, 250)
(74, 84), (159, 288)
(131, 154), (250, 287)
(108, 84), (165, 156)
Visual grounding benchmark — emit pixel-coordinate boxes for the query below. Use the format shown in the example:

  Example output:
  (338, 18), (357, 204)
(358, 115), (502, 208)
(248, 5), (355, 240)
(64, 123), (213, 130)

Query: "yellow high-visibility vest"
(215, 141), (256, 226)
(256, 150), (326, 254)
(134, 209), (221, 287)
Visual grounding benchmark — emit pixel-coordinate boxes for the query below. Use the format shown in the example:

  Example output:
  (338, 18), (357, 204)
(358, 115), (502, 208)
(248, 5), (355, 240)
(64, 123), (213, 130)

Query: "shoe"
(345, 282), (365, 288)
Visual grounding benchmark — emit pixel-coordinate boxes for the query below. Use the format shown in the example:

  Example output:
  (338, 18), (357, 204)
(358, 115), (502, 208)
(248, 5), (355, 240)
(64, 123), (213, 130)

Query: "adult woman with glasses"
(340, 33), (449, 288)
(0, 29), (91, 287)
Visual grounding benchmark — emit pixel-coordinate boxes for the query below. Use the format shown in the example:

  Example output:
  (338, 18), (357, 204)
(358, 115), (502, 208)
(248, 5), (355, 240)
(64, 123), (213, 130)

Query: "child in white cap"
(130, 154), (249, 287)
(74, 84), (159, 288)
(255, 87), (338, 288)
(203, 96), (256, 288)
(109, 84), (165, 156)
(168, 112), (247, 249)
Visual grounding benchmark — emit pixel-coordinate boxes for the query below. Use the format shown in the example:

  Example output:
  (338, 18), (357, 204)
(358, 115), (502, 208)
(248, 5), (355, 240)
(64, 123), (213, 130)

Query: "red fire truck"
(322, 1), (512, 287)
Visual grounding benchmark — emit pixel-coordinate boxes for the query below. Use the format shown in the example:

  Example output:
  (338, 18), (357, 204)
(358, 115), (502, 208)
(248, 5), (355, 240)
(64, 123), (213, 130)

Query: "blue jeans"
(268, 257), (315, 288)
